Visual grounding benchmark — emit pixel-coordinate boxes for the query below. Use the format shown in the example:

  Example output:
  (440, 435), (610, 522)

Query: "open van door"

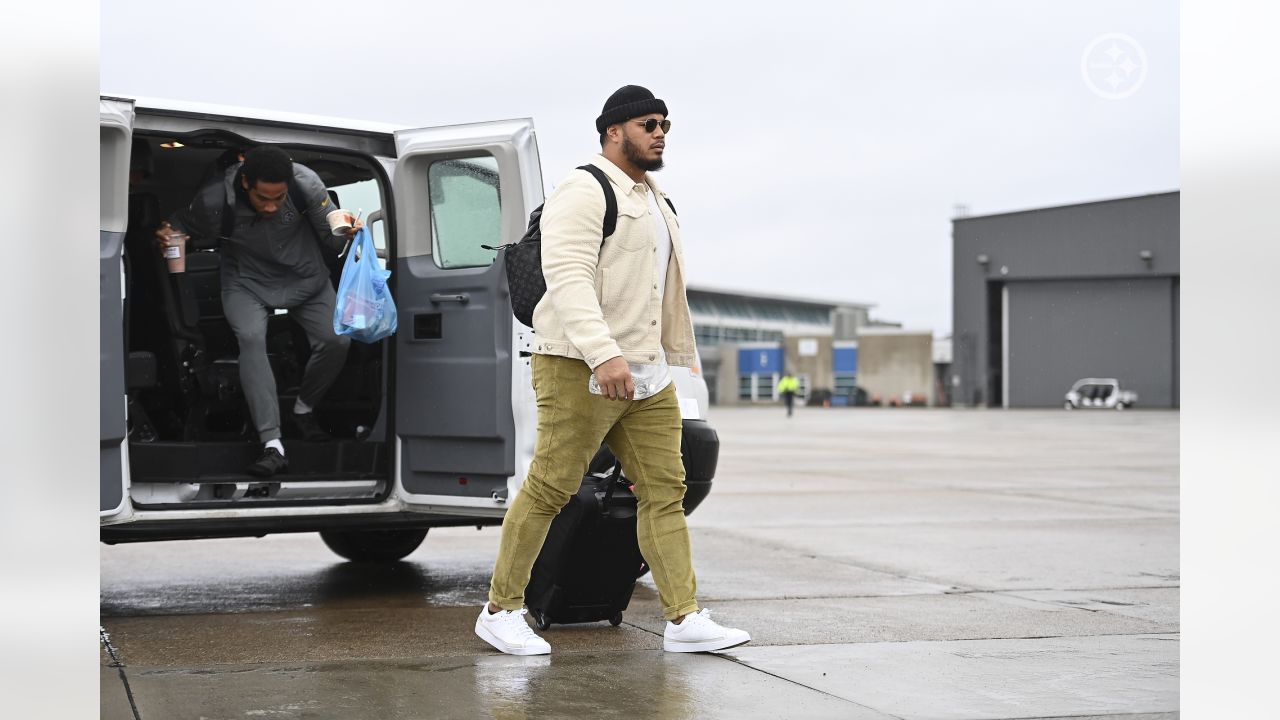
(100, 98), (133, 521)
(392, 119), (543, 515)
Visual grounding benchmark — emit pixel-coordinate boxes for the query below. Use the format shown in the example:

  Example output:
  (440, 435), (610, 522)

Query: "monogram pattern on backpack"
(502, 207), (548, 327)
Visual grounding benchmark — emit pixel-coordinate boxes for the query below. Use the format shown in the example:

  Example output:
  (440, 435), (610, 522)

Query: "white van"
(100, 96), (719, 561)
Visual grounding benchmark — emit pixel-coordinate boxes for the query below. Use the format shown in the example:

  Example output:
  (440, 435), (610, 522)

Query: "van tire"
(320, 528), (428, 562)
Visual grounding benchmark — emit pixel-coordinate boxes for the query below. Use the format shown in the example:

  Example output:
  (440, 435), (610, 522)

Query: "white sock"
(265, 439), (285, 455)
(293, 399), (313, 415)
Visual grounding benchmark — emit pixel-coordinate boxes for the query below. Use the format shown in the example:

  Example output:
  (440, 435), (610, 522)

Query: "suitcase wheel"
(610, 612), (623, 626)
(531, 609), (551, 631)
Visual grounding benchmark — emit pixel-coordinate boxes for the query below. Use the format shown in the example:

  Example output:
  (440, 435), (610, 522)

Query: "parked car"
(100, 95), (719, 561)
(1063, 378), (1137, 410)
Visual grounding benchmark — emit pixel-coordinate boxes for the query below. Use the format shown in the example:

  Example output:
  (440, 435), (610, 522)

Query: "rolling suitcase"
(525, 463), (648, 630)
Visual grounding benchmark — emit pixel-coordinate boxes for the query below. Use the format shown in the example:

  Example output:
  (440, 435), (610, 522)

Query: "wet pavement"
(101, 407), (1179, 719)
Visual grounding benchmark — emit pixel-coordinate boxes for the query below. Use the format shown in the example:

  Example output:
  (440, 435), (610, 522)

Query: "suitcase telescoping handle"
(601, 462), (624, 517)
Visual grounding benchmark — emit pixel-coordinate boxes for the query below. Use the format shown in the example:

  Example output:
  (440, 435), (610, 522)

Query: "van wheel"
(319, 528), (428, 562)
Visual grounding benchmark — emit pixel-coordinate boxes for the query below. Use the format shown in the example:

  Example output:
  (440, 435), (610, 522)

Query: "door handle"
(430, 293), (470, 304)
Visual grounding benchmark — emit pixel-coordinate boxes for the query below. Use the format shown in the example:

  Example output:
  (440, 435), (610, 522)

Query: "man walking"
(156, 147), (358, 477)
(777, 371), (800, 417)
(476, 85), (750, 656)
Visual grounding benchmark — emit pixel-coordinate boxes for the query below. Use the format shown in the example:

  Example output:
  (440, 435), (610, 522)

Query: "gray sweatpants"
(222, 283), (351, 443)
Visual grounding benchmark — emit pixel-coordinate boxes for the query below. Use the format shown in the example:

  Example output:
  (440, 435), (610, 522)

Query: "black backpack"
(486, 164), (675, 328)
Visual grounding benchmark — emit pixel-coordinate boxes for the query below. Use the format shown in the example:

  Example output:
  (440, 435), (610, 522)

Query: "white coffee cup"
(326, 209), (355, 236)
(162, 232), (189, 273)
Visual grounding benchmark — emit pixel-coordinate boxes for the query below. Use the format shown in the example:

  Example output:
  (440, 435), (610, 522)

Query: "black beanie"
(595, 85), (668, 134)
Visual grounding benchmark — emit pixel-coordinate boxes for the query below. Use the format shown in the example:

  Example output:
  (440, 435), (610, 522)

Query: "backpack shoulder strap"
(215, 179), (236, 242)
(286, 174), (306, 213)
(576, 164), (617, 241)
(285, 173), (323, 241)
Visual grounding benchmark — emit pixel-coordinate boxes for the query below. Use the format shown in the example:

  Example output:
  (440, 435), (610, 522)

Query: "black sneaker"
(246, 447), (288, 477)
(290, 411), (331, 442)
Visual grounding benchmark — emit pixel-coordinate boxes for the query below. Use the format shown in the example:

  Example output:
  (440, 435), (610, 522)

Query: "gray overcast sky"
(101, 0), (1177, 334)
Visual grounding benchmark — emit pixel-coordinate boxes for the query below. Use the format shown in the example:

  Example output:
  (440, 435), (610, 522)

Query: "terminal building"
(686, 286), (899, 406)
(951, 191), (1180, 408)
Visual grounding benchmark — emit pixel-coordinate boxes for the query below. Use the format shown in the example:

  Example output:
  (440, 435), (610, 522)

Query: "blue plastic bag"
(333, 227), (397, 343)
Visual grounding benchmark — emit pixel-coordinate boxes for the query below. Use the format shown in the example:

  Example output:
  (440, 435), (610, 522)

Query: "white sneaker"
(663, 609), (751, 653)
(475, 605), (551, 656)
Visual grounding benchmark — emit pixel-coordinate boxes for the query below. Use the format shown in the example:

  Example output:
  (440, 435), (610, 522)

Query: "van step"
(180, 472), (379, 484)
(129, 477), (384, 508)
(128, 440), (388, 482)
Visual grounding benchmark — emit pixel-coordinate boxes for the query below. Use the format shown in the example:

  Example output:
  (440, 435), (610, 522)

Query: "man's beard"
(622, 134), (664, 172)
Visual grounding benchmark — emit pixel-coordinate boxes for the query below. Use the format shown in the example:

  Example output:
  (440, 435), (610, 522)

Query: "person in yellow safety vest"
(776, 372), (800, 417)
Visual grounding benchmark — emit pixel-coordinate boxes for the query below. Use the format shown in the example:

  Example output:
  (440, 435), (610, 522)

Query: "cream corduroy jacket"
(530, 155), (697, 370)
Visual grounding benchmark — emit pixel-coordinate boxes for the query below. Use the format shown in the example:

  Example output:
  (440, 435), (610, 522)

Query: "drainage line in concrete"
(101, 627), (143, 720)
(717, 653), (908, 719)
(623, 621), (902, 718)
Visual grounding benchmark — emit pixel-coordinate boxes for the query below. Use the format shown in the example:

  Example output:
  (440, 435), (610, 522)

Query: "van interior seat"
(185, 251), (223, 320)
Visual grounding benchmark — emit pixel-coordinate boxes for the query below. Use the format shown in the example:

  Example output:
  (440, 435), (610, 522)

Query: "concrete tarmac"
(101, 407), (1179, 719)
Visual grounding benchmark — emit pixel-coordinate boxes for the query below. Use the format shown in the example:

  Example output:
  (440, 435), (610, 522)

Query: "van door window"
(427, 156), (501, 269)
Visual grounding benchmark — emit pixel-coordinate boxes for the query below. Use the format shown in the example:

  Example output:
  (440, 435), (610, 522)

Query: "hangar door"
(1005, 277), (1177, 408)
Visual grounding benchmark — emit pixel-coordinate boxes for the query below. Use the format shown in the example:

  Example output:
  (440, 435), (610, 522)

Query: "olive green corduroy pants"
(487, 354), (700, 621)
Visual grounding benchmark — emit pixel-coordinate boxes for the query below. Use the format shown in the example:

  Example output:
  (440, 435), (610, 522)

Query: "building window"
(738, 374), (780, 402)
(833, 374), (858, 406)
(834, 374), (858, 396)
(694, 324), (722, 346)
(694, 323), (785, 347)
(759, 374), (777, 401)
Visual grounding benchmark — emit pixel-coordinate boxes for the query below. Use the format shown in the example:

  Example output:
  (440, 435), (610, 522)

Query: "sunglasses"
(634, 118), (672, 134)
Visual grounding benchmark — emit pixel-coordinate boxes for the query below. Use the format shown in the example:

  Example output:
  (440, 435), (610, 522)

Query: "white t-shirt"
(628, 183), (673, 398)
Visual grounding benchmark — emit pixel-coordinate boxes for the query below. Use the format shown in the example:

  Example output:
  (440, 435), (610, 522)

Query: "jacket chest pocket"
(611, 202), (653, 253)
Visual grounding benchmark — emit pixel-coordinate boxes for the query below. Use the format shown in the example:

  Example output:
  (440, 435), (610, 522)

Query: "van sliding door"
(392, 120), (542, 515)
(100, 98), (133, 521)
